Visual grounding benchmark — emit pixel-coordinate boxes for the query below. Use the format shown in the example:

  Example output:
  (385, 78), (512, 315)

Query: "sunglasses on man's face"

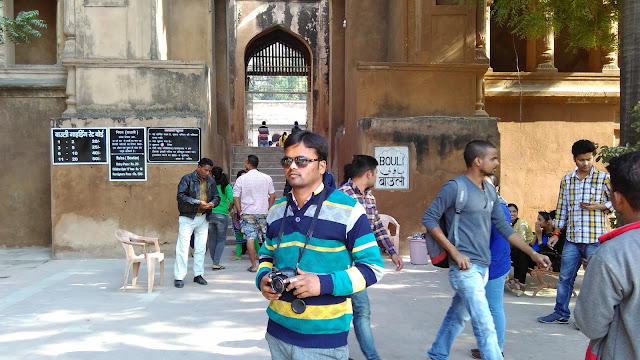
(280, 156), (320, 168)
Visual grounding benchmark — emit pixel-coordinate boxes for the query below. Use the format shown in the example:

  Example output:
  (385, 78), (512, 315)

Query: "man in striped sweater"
(256, 131), (384, 359)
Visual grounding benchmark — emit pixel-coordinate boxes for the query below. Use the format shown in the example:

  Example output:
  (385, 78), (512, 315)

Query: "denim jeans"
(352, 289), (381, 360)
(208, 213), (229, 265)
(174, 215), (208, 280)
(485, 273), (507, 352)
(427, 264), (502, 360)
(553, 241), (599, 319)
(265, 332), (348, 360)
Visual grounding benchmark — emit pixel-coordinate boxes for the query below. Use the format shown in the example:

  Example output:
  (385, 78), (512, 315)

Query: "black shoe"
(174, 280), (184, 288)
(194, 275), (208, 285)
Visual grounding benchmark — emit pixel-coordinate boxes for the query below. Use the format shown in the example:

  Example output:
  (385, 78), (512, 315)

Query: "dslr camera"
(268, 266), (306, 314)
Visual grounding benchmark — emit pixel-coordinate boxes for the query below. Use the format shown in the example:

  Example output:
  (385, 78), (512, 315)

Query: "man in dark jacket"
(174, 158), (220, 288)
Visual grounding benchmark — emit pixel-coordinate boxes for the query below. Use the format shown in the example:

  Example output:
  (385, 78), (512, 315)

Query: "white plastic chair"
(379, 214), (400, 253)
(115, 229), (165, 293)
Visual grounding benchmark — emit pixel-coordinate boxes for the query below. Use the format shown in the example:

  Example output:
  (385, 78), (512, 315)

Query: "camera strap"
(273, 187), (327, 267)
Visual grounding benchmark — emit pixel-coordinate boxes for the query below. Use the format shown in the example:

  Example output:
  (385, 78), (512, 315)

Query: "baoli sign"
(375, 146), (409, 190)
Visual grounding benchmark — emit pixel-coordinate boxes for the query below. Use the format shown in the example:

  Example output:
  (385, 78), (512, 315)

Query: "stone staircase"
(224, 146), (285, 244)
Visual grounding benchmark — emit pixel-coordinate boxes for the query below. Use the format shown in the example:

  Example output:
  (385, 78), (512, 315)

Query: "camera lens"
(271, 277), (286, 294)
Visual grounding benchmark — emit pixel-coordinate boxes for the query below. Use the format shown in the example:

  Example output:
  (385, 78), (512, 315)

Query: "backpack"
(425, 178), (468, 268)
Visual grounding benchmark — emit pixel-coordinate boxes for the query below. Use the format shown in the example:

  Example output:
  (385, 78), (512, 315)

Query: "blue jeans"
(485, 273), (507, 352)
(352, 289), (381, 360)
(427, 264), (502, 360)
(208, 213), (229, 265)
(265, 332), (348, 360)
(553, 241), (599, 319)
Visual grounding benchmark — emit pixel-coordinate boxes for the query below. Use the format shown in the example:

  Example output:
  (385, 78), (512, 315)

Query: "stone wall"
(356, 116), (500, 254)
(0, 67), (67, 248)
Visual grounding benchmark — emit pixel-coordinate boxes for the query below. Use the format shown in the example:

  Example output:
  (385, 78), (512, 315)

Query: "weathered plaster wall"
(487, 100), (617, 227)
(68, 61), (208, 118)
(357, 117), (501, 254)
(337, 0), (487, 184)
(50, 117), (203, 258)
(229, 1), (330, 146)
(165, 0), (212, 64)
(74, 1), (153, 59)
(0, 68), (67, 248)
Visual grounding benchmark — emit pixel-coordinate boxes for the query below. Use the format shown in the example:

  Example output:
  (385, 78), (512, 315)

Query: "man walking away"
(423, 140), (550, 360)
(257, 131), (384, 360)
(258, 121), (270, 147)
(575, 151), (640, 360)
(538, 139), (612, 325)
(233, 154), (275, 272)
(174, 158), (220, 288)
(291, 121), (301, 135)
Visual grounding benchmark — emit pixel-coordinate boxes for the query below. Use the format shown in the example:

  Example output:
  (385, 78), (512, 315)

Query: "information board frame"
(109, 127), (147, 182)
(147, 127), (201, 164)
(374, 146), (410, 190)
(51, 127), (108, 165)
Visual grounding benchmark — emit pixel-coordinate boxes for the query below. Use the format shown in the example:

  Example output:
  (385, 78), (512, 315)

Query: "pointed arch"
(245, 27), (312, 89)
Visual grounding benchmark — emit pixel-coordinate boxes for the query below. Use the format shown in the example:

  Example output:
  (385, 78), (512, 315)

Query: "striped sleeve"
(322, 202), (384, 296)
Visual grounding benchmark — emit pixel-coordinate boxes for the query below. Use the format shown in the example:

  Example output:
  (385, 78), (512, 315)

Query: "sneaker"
(537, 313), (569, 324)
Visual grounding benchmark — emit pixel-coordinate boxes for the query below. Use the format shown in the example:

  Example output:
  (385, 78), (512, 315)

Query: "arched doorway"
(244, 28), (312, 146)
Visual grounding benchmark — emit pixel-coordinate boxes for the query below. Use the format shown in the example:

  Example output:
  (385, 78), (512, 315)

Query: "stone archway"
(244, 27), (312, 146)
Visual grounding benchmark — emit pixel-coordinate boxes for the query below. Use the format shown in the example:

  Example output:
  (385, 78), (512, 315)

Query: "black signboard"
(109, 127), (146, 181)
(51, 128), (108, 165)
(147, 127), (201, 163)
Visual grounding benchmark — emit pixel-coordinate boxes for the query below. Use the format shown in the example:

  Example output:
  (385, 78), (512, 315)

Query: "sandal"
(247, 267), (257, 273)
(231, 256), (242, 261)
(212, 265), (225, 270)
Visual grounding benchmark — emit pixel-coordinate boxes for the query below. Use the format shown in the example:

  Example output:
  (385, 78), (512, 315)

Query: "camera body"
(268, 266), (297, 294)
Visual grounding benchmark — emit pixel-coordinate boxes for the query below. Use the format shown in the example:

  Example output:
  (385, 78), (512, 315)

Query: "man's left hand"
(390, 253), (403, 271)
(286, 268), (321, 298)
(580, 203), (606, 211)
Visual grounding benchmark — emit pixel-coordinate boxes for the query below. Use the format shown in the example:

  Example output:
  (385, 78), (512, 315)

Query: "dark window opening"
(489, 12), (527, 72)
(14, 0), (57, 65)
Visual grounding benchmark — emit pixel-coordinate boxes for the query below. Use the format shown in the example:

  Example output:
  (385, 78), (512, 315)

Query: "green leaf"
(0, 10), (47, 45)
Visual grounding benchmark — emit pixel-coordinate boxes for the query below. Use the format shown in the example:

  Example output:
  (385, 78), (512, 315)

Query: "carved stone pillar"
(62, 0), (76, 59)
(62, 0), (77, 115)
(475, 73), (488, 117)
(0, 1), (4, 65)
(601, 21), (620, 71)
(485, 0), (493, 67)
(535, 27), (557, 72)
(1, 0), (15, 66)
(475, 0), (488, 61)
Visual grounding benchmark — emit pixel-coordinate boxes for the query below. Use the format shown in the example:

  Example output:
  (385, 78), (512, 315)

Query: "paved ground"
(0, 246), (589, 360)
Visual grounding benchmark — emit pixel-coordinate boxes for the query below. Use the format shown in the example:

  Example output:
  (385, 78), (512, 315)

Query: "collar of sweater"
(599, 221), (640, 244)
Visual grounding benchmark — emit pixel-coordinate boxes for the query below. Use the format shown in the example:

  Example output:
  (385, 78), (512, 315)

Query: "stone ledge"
(0, 65), (66, 89)
(485, 71), (620, 102)
(61, 59), (207, 70)
(357, 62), (489, 72)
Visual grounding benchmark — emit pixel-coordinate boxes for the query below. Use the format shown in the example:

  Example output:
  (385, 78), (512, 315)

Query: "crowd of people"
(173, 132), (639, 360)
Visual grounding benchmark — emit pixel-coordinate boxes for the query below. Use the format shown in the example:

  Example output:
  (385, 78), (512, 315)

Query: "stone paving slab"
(0, 247), (589, 359)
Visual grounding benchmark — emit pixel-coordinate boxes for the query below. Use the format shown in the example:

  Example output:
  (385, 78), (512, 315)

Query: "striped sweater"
(256, 186), (384, 349)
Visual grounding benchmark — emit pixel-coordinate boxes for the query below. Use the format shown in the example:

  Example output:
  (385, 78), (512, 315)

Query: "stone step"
(233, 146), (285, 155)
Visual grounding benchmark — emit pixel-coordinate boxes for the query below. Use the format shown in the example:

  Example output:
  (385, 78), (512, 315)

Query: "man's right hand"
(260, 273), (282, 301)
(547, 235), (559, 249)
(451, 251), (470, 270)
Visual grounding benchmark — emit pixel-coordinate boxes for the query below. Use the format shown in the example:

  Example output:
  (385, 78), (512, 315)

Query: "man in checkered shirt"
(538, 139), (613, 325)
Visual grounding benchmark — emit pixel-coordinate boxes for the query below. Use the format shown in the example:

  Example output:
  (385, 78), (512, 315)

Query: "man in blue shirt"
(422, 140), (551, 360)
